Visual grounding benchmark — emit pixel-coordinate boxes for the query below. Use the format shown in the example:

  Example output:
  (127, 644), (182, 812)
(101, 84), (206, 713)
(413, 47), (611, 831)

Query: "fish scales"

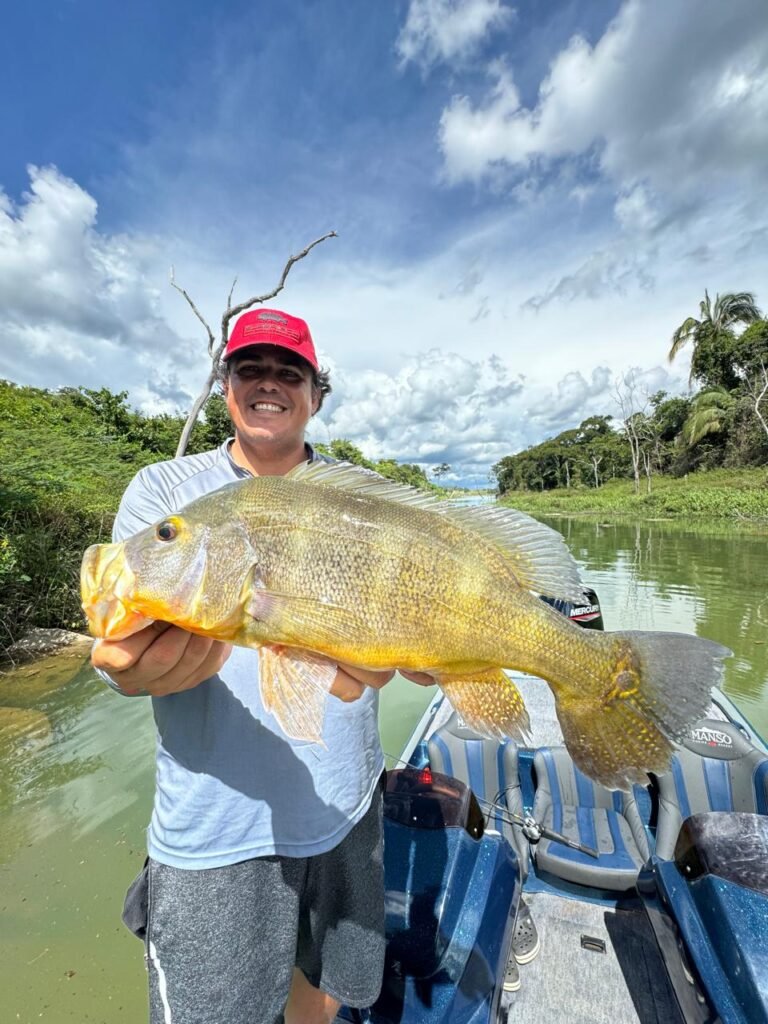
(81, 464), (732, 789)
(237, 477), (527, 670)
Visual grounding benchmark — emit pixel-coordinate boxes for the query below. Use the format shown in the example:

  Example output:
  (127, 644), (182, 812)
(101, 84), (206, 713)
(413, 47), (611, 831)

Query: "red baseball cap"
(223, 308), (318, 370)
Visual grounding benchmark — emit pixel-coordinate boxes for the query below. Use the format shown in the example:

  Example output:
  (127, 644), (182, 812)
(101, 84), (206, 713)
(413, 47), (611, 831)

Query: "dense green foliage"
(499, 469), (768, 521)
(495, 310), (768, 499)
(0, 382), (435, 651)
(313, 439), (434, 489)
(0, 380), (236, 651)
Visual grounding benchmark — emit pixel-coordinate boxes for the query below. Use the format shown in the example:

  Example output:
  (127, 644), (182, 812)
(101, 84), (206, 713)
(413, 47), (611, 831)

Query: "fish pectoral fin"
(434, 669), (531, 743)
(258, 645), (337, 744)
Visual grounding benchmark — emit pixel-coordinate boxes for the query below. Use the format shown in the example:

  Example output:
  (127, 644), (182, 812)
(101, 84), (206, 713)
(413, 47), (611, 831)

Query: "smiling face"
(224, 345), (319, 469)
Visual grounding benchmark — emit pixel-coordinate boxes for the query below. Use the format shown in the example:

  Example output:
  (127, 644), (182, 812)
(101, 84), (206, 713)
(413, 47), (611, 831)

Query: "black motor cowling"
(540, 586), (604, 630)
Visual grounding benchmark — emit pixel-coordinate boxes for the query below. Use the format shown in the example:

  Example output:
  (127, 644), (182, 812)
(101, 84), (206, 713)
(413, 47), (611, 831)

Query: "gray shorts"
(124, 785), (385, 1024)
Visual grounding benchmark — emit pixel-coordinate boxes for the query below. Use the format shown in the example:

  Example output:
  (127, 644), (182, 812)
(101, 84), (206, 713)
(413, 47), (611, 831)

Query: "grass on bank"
(499, 467), (768, 521)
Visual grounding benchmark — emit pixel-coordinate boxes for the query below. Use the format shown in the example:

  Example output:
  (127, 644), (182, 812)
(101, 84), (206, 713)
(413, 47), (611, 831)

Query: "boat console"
(343, 767), (521, 1024)
(662, 812), (768, 1024)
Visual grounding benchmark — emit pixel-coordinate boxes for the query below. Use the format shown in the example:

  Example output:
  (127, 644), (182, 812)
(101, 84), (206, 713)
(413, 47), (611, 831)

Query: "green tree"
(681, 388), (736, 447)
(76, 386), (133, 436)
(668, 290), (762, 390)
(731, 319), (768, 380)
(320, 439), (376, 469)
(375, 460), (430, 488)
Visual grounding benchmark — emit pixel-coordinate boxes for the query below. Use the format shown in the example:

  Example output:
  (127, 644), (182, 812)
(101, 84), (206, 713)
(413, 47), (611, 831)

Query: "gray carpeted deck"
(504, 892), (684, 1024)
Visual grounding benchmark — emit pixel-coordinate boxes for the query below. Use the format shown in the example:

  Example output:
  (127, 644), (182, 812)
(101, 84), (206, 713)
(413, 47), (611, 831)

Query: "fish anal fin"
(554, 694), (669, 791)
(258, 645), (337, 744)
(435, 669), (531, 743)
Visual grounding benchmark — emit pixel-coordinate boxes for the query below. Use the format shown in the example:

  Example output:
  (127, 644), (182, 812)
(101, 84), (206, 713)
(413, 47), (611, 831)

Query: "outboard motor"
(540, 585), (604, 630)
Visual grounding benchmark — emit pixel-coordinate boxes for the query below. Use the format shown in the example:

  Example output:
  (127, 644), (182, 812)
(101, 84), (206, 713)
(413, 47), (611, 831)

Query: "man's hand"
(329, 663), (395, 703)
(329, 666), (437, 703)
(398, 670), (438, 687)
(91, 622), (232, 697)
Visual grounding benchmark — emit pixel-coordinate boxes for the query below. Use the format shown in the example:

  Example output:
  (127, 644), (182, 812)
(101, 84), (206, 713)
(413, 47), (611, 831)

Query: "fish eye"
(156, 520), (178, 542)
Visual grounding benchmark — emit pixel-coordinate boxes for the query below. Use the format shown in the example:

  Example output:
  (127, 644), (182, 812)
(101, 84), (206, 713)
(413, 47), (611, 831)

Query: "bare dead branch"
(172, 231), (337, 459)
(175, 365), (219, 458)
(170, 266), (216, 356)
(751, 360), (768, 442)
(614, 373), (644, 494)
(222, 231), (338, 334)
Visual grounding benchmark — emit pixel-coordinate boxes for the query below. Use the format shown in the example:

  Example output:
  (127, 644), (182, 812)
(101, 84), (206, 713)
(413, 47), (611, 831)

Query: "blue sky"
(1, 0), (767, 485)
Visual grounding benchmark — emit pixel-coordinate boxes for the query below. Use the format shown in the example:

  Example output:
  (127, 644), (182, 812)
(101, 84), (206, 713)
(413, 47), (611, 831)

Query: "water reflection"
(543, 516), (768, 738)
(0, 646), (126, 849)
(1, 515), (766, 1018)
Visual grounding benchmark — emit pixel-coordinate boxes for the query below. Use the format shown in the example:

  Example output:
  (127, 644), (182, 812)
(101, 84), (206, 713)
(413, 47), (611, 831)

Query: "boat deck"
(339, 673), (750, 1023)
(507, 892), (683, 1024)
(488, 675), (684, 1022)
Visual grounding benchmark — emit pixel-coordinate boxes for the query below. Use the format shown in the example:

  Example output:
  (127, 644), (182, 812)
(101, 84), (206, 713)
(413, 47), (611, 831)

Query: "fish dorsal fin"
(436, 504), (586, 603)
(288, 461), (586, 602)
(287, 460), (441, 508)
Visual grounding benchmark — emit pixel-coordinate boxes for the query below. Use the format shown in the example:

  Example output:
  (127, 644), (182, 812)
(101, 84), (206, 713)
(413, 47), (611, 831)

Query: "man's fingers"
(329, 669), (366, 703)
(91, 622), (175, 674)
(94, 624), (232, 696)
(142, 638), (233, 696)
(398, 669), (437, 687)
(336, 662), (395, 690)
(187, 638), (234, 688)
(140, 626), (195, 674)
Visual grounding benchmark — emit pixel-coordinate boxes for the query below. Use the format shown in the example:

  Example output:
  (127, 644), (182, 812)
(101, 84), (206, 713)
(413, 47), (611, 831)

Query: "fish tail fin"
(435, 669), (532, 743)
(554, 631), (731, 790)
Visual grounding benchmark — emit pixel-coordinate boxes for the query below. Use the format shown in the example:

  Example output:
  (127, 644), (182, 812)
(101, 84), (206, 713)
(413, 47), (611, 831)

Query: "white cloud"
(439, 0), (768, 195)
(0, 165), (197, 411)
(397, 0), (512, 71)
(522, 247), (655, 311)
(614, 184), (658, 233)
(314, 348), (525, 476)
(529, 367), (613, 429)
(0, 165), (745, 486)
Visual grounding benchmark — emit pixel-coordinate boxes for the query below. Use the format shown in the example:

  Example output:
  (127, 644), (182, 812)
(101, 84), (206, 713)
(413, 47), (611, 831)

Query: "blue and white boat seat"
(427, 712), (529, 877)
(532, 746), (650, 891)
(654, 718), (768, 860)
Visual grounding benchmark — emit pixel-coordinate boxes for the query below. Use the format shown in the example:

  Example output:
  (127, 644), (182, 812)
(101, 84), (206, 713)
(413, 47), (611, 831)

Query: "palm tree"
(681, 388), (736, 446)
(668, 290), (762, 389)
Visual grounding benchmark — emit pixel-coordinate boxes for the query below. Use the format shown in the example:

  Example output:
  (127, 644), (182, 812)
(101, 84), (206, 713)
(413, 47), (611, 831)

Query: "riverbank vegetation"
(493, 298), (768, 508)
(0, 382), (432, 651)
(499, 468), (768, 521)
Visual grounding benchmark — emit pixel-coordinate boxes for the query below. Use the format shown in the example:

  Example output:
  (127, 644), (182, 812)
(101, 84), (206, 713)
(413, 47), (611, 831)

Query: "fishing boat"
(337, 589), (768, 1024)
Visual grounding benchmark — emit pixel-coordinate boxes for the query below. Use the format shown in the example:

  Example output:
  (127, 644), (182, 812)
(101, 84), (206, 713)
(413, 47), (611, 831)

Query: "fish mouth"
(80, 542), (154, 640)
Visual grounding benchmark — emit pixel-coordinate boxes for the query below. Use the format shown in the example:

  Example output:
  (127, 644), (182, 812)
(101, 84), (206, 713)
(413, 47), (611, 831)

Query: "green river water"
(1, 515), (766, 1022)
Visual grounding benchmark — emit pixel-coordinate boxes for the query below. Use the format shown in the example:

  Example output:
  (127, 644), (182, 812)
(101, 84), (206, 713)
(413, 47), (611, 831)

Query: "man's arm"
(93, 631), (393, 699)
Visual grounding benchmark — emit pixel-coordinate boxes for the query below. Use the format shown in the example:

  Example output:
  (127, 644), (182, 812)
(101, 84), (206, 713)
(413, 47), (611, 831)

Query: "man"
(92, 307), (396, 1024)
